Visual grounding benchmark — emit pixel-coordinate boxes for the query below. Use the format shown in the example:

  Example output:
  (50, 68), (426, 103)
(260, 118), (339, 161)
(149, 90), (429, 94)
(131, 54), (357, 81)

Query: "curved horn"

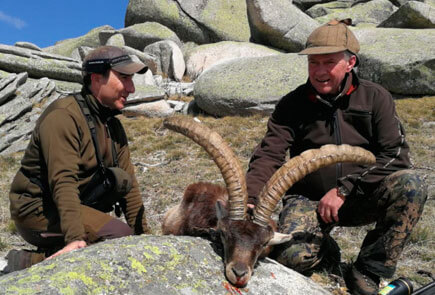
(253, 144), (376, 227)
(164, 117), (248, 220)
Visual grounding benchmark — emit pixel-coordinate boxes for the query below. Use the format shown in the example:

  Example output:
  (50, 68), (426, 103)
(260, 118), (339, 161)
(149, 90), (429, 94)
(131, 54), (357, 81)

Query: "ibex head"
(163, 116), (376, 287)
(214, 202), (275, 286)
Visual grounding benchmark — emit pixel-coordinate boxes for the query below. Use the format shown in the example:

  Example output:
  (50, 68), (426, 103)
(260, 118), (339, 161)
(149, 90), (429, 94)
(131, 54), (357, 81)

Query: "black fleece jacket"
(246, 71), (411, 204)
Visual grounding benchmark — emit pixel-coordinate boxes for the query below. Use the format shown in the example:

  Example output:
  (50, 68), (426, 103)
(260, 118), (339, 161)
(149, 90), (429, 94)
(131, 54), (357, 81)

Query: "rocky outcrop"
(194, 54), (307, 116)
(246, 0), (319, 52)
(0, 72), (28, 105)
(105, 33), (126, 47)
(184, 41), (282, 80)
(0, 235), (331, 295)
(118, 22), (182, 51)
(306, 1), (356, 19)
(0, 44), (82, 82)
(14, 41), (42, 51)
(44, 25), (114, 57)
(0, 74), (60, 155)
(0, 71), (192, 155)
(144, 40), (185, 81)
(378, 1), (435, 28)
(123, 99), (174, 117)
(313, 0), (398, 26)
(355, 27), (435, 95)
(292, 0), (357, 10)
(125, 0), (251, 44)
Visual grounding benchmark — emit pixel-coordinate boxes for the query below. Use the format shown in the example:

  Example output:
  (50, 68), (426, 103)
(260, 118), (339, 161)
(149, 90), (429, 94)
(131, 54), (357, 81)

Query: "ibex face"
(216, 203), (275, 287)
(163, 117), (376, 287)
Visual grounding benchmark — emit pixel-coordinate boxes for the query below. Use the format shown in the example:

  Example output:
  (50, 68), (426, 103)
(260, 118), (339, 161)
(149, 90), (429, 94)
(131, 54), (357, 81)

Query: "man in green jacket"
(246, 20), (427, 295)
(4, 46), (150, 272)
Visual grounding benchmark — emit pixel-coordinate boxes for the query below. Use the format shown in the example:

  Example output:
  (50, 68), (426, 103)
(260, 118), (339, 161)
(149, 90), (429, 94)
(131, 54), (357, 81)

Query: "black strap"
(106, 117), (119, 167)
(74, 94), (105, 166)
(76, 95), (118, 167)
(74, 94), (125, 216)
(74, 94), (114, 186)
(21, 94), (109, 197)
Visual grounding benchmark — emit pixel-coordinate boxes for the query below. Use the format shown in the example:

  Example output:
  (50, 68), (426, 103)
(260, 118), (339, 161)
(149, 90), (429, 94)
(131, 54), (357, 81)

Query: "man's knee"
(273, 240), (323, 274)
(81, 206), (133, 243)
(97, 219), (133, 239)
(84, 218), (133, 243)
(381, 170), (427, 209)
(279, 195), (319, 234)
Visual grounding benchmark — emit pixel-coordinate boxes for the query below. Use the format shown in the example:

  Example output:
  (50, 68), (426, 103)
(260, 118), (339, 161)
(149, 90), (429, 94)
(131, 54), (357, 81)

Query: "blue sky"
(0, 1), (129, 48)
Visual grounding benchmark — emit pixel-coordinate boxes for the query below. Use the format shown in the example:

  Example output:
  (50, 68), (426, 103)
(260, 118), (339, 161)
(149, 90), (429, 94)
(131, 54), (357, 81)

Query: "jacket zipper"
(333, 111), (343, 180)
(345, 109), (373, 116)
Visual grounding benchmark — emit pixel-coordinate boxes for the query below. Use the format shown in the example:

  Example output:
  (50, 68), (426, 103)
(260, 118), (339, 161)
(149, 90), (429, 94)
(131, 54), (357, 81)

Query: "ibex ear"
(215, 200), (228, 221)
(267, 230), (306, 245)
(267, 232), (294, 246)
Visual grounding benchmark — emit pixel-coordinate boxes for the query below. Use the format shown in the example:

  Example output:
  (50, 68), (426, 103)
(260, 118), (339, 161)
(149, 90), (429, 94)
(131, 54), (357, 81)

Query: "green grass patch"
(7, 221), (16, 235)
(0, 237), (6, 251)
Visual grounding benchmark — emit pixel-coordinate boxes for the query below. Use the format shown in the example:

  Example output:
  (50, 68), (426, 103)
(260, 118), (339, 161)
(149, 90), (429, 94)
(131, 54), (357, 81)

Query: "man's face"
(308, 52), (356, 95)
(92, 70), (135, 110)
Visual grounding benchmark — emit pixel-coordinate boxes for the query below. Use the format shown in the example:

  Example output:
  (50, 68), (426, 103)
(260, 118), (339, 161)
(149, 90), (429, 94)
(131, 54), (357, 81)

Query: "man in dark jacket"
(246, 20), (427, 295)
(4, 46), (150, 273)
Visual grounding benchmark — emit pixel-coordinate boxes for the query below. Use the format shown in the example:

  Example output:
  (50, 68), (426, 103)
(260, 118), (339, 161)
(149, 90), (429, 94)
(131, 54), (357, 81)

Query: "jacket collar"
(306, 70), (359, 107)
(80, 88), (121, 122)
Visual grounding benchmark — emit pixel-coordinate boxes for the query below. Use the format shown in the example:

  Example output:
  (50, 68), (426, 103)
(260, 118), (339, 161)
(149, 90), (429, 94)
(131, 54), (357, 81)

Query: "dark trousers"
(14, 204), (133, 255)
(273, 169), (428, 278)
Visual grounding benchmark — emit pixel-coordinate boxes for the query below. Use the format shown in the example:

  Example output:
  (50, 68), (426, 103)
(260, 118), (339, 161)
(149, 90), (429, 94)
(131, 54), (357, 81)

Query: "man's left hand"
(46, 240), (87, 260)
(317, 188), (345, 223)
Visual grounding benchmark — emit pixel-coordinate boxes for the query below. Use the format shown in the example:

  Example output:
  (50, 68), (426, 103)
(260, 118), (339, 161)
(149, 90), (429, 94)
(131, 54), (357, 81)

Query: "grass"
(0, 96), (433, 292)
(0, 238), (6, 251)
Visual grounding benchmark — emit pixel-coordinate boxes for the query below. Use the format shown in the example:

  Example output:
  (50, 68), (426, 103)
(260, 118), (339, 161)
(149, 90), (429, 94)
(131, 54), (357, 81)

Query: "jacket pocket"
(10, 192), (43, 218)
(342, 109), (373, 140)
(9, 171), (43, 218)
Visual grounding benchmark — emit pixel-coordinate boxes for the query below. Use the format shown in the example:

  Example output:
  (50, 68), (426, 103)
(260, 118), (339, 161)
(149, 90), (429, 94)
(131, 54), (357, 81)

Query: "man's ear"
(90, 72), (101, 85)
(347, 55), (357, 72)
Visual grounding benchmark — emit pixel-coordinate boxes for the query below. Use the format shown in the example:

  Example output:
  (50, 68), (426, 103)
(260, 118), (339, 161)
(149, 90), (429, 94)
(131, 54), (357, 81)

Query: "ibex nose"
(232, 263), (248, 278)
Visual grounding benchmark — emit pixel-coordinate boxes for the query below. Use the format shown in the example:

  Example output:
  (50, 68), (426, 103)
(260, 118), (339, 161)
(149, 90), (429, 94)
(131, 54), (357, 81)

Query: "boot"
(2, 249), (45, 274)
(345, 263), (380, 295)
(317, 235), (342, 273)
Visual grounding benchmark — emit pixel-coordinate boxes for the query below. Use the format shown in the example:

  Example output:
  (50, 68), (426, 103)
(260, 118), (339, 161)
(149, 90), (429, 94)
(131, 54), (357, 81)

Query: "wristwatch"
(337, 186), (350, 199)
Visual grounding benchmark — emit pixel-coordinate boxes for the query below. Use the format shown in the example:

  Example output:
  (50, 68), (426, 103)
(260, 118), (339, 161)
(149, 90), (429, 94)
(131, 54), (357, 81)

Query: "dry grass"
(0, 96), (433, 292)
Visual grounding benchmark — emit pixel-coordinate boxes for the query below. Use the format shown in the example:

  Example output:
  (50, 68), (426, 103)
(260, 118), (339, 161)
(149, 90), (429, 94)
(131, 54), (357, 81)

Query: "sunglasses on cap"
(83, 55), (148, 75)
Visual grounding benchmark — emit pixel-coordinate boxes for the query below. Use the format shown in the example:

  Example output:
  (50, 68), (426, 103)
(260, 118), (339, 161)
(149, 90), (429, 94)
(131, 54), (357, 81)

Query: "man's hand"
(317, 188), (345, 223)
(46, 240), (87, 260)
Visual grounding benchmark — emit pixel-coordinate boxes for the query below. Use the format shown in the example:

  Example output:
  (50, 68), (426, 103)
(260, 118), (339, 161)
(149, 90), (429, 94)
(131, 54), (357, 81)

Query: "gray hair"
(343, 50), (354, 60)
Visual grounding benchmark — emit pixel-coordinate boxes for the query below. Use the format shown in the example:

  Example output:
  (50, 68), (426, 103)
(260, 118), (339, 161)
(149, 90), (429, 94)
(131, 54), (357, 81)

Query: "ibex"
(162, 116), (375, 287)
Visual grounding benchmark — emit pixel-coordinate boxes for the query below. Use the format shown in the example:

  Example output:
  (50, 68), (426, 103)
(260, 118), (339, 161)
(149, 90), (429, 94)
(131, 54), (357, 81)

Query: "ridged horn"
(253, 144), (376, 227)
(164, 117), (248, 220)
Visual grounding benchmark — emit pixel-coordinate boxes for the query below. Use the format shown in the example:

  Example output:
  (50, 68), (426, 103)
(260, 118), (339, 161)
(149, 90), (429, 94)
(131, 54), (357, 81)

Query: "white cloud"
(0, 11), (26, 29)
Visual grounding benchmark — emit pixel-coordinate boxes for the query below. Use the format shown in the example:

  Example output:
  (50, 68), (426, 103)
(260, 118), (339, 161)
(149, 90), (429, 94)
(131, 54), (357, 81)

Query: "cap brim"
(112, 55), (147, 75)
(299, 46), (360, 66)
(298, 46), (348, 55)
